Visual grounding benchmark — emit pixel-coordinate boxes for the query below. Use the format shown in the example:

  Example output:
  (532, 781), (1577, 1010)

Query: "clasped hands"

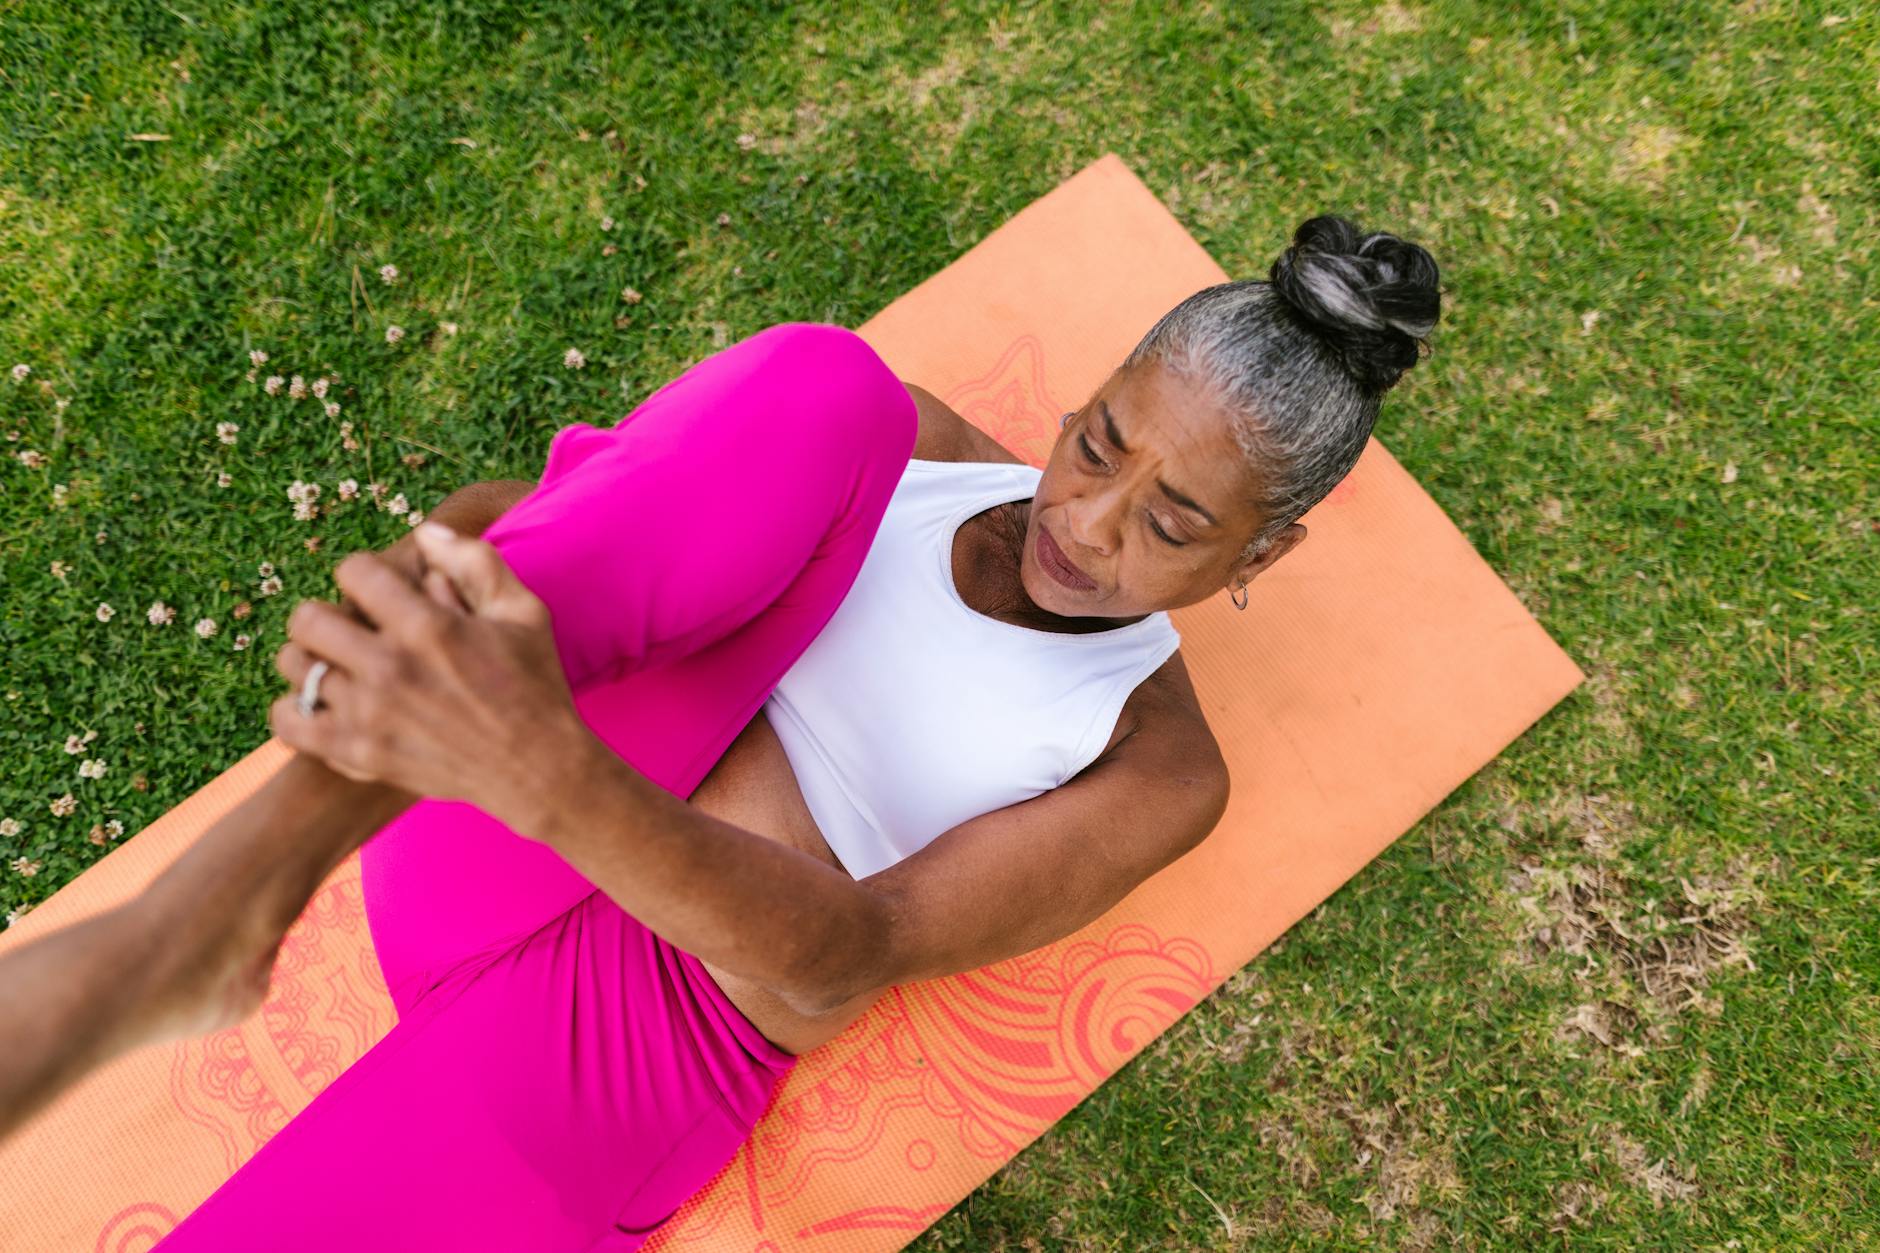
(269, 523), (593, 840)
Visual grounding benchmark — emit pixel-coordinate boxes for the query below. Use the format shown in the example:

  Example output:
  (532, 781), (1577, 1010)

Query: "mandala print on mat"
(942, 333), (1063, 469)
(650, 922), (1215, 1246)
(165, 861), (393, 1176)
(93, 1202), (180, 1253)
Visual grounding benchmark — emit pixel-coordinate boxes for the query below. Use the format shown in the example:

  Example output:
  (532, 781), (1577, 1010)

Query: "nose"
(1061, 492), (1117, 558)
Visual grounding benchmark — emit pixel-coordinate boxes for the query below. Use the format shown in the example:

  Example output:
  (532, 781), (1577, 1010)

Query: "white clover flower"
(0, 817), (19, 837)
(10, 857), (42, 877)
(324, 400), (341, 418)
(216, 471), (232, 488)
(736, 133), (756, 150)
(105, 818), (124, 838)
(49, 559), (68, 579)
(258, 575), (284, 596)
(10, 364), (29, 383)
(249, 349), (269, 367)
(194, 617), (218, 639)
(16, 449), (46, 468)
(95, 602), (115, 622)
(312, 377), (329, 399)
(716, 212), (730, 226)
(563, 347), (587, 369)
(264, 374), (285, 395)
(337, 478), (359, 501)
(78, 758), (107, 779)
(286, 479), (321, 504)
(64, 734), (85, 754)
(233, 633), (252, 651)
(216, 421), (240, 445)
(258, 560), (275, 577)
(292, 499), (319, 521)
(367, 481), (387, 499)
(49, 793), (76, 817)
(386, 492), (410, 516)
(385, 325), (405, 345)
(380, 264), (399, 285)
(288, 375), (308, 400)
(405, 508), (425, 527)
(51, 484), (68, 507)
(600, 215), (615, 231)
(439, 321), (459, 336)
(146, 601), (176, 626)
(621, 287), (643, 304)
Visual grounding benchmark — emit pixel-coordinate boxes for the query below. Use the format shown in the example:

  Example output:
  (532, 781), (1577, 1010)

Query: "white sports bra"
(759, 457), (1183, 880)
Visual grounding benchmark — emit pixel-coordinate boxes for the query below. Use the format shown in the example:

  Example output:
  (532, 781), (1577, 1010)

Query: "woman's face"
(1019, 359), (1307, 619)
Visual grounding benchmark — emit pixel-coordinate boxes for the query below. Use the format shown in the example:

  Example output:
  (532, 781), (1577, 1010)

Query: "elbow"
(781, 884), (898, 1019)
(1187, 766), (1231, 852)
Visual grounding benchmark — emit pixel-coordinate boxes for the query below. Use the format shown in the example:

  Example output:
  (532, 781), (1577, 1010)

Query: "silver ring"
(297, 660), (331, 717)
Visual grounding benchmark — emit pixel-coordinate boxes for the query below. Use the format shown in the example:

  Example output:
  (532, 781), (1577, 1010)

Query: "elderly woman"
(0, 215), (1438, 1250)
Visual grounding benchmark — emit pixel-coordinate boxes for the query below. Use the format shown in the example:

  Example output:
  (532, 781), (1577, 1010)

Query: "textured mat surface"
(0, 153), (1583, 1251)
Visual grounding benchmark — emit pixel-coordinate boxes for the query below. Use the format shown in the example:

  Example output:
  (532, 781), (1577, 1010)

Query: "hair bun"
(1269, 214), (1441, 391)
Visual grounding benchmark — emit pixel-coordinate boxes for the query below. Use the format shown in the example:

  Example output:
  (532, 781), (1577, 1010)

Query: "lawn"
(2, 0), (1876, 1246)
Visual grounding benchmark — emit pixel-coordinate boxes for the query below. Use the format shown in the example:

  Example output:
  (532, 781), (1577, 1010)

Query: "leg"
(361, 321), (915, 1008)
(151, 325), (910, 1251)
(155, 886), (784, 1252)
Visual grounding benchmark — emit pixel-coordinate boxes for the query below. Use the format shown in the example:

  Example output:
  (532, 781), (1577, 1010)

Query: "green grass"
(2, 0), (1876, 1246)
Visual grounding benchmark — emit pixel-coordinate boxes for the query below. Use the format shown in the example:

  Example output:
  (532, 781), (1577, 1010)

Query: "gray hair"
(1122, 214), (1442, 564)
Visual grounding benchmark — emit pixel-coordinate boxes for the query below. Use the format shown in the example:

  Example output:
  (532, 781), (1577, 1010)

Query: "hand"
(268, 523), (594, 838)
(336, 531), (424, 627)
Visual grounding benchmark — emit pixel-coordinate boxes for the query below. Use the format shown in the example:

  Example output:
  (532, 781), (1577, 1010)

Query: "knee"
(756, 322), (917, 468)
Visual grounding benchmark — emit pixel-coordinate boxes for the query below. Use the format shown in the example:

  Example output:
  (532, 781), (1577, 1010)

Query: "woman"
(145, 214), (1440, 1250)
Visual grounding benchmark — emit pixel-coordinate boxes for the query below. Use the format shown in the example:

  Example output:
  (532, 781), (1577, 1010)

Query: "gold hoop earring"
(1231, 583), (1248, 610)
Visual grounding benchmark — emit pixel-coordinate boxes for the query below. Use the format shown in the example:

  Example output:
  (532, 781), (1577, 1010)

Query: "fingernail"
(417, 522), (455, 541)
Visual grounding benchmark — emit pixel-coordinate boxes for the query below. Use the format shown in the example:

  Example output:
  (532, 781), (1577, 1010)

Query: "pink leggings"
(154, 323), (919, 1251)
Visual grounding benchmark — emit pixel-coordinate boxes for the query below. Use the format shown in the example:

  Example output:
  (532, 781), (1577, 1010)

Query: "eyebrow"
(1099, 399), (1220, 528)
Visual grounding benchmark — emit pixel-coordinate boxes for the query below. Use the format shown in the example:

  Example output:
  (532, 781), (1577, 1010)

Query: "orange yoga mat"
(0, 153), (1584, 1250)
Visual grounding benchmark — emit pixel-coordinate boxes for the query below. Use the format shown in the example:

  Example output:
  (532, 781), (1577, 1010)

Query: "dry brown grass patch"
(1508, 853), (1771, 1051)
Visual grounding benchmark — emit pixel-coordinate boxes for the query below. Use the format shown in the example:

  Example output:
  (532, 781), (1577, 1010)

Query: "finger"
(268, 692), (338, 760)
(282, 602), (387, 681)
(424, 568), (469, 615)
(272, 640), (364, 711)
(267, 691), (376, 781)
(332, 550), (450, 646)
(413, 524), (531, 619)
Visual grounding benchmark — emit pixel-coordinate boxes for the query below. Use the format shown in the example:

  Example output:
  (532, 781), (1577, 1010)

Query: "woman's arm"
(0, 479), (533, 1142)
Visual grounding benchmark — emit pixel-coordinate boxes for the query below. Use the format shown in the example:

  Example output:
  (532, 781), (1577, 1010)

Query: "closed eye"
(1078, 434), (1186, 547)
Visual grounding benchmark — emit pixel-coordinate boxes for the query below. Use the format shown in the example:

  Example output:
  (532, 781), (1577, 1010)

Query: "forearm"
(538, 736), (888, 1015)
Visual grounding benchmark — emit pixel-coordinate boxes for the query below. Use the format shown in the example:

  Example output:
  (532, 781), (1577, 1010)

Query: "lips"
(1036, 525), (1095, 590)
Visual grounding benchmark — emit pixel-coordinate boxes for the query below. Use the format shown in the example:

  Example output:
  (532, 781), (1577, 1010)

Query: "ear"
(1228, 523), (1307, 591)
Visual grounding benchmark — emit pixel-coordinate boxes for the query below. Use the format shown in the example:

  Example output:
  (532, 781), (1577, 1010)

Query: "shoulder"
(1102, 648), (1229, 794)
(902, 381), (1027, 466)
